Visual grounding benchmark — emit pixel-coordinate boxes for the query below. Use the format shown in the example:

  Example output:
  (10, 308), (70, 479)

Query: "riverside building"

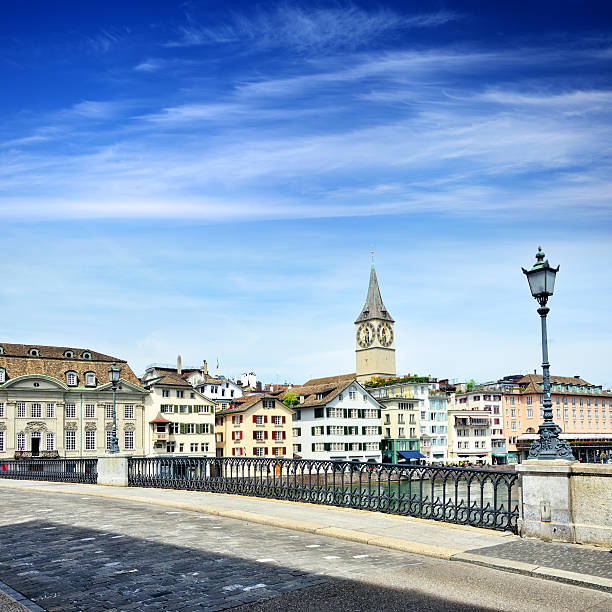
(451, 389), (507, 464)
(214, 394), (294, 457)
(285, 376), (382, 462)
(366, 377), (436, 463)
(0, 343), (147, 459)
(141, 359), (216, 456)
(477, 374), (612, 463)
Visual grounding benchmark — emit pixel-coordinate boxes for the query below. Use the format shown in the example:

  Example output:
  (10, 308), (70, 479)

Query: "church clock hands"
(377, 323), (393, 347)
(356, 322), (375, 348)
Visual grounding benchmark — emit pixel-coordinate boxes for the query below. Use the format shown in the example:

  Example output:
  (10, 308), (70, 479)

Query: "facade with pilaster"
(0, 343), (147, 458)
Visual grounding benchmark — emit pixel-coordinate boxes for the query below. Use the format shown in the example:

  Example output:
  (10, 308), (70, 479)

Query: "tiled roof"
(303, 373), (356, 386)
(0, 342), (141, 387)
(355, 265), (394, 323)
(281, 379), (355, 409)
(144, 370), (192, 389)
(0, 342), (121, 362)
(150, 412), (172, 424)
(513, 374), (611, 396)
(216, 394), (278, 415)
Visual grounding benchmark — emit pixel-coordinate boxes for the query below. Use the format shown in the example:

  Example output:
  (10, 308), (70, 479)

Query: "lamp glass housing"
(109, 363), (121, 384)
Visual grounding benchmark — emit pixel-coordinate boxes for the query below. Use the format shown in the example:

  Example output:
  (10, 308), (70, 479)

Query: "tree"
(466, 379), (476, 391)
(283, 391), (298, 407)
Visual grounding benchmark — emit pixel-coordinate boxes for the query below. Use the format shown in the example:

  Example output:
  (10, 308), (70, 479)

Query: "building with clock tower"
(355, 264), (396, 383)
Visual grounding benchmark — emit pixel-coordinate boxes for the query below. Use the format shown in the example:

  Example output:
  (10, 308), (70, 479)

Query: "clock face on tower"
(356, 322), (375, 348)
(377, 322), (394, 347)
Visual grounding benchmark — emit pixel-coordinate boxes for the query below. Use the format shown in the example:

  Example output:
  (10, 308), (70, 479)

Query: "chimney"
(203, 360), (208, 375)
(177, 355), (182, 375)
(534, 369), (536, 375)
(574, 375), (580, 379)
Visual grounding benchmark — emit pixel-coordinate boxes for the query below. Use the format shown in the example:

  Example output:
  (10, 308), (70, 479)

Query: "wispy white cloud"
(166, 5), (458, 51)
(84, 27), (131, 53)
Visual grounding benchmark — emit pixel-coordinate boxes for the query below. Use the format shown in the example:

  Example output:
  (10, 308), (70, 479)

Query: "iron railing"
(128, 457), (519, 532)
(0, 458), (97, 484)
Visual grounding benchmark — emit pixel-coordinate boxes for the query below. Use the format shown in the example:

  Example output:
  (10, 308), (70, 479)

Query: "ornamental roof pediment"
(1, 374), (68, 390)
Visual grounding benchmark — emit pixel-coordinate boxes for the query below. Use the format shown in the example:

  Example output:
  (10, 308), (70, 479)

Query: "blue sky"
(1, 1), (612, 386)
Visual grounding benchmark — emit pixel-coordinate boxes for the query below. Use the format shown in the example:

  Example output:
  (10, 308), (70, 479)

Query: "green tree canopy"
(283, 390), (298, 406)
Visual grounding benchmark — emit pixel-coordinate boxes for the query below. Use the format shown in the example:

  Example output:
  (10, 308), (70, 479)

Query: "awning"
(398, 450), (426, 460)
(492, 453), (510, 457)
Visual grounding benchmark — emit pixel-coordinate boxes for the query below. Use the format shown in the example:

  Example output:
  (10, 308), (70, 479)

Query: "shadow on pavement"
(0, 520), (496, 612)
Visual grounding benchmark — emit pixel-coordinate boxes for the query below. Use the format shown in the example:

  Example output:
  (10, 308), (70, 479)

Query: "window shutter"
(358, 409), (363, 418)
(264, 447), (269, 455)
(326, 426), (330, 435)
(311, 427), (315, 435)
(232, 448), (235, 456)
(264, 415), (268, 423)
(344, 426), (348, 435)
(282, 431), (286, 440)
(326, 408), (331, 418)
(174, 405), (178, 413)
(378, 410), (381, 418)
(231, 431), (235, 440)
(361, 426), (365, 435)
(379, 442), (382, 450)
(344, 409), (348, 418)
(282, 447), (286, 455)
(180, 423), (187, 434)
(324, 443), (330, 451)
(282, 416), (286, 423)
(264, 431), (268, 439)
(359, 443), (364, 451)
(378, 426), (382, 434)
(344, 443), (349, 451)
(253, 431), (257, 440)
(312, 443), (315, 451)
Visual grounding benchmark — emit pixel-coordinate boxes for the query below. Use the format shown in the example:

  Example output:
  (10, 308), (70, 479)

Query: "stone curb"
(0, 579), (44, 612)
(2, 482), (610, 593)
(450, 552), (612, 593)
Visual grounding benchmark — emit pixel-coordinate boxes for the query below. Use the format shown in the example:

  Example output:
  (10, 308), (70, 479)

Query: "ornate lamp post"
(108, 362), (121, 454)
(522, 247), (574, 461)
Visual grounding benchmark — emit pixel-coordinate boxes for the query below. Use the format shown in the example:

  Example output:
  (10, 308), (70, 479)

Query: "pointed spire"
(355, 263), (394, 323)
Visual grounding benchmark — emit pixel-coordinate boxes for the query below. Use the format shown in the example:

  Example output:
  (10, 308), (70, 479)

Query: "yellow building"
(215, 394), (294, 457)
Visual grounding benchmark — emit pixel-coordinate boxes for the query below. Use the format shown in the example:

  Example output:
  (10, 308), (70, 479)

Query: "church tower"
(355, 264), (396, 383)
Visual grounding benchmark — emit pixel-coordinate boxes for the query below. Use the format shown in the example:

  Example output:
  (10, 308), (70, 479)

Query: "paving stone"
(0, 489), (423, 611)
(469, 539), (612, 579)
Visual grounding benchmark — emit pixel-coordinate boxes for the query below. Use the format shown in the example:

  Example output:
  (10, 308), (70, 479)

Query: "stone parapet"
(517, 460), (612, 547)
(97, 455), (129, 487)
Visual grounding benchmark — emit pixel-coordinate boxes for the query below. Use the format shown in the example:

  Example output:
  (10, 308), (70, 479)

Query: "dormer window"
(66, 371), (77, 386)
(0, 346), (3, 355)
(0, 368), (5, 383)
(82, 352), (92, 360)
(85, 372), (96, 387)
(29, 348), (40, 357)
(64, 350), (74, 358)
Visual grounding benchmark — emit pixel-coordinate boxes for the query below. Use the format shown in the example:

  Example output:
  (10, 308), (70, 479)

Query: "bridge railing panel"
(127, 457), (519, 532)
(0, 458), (97, 484)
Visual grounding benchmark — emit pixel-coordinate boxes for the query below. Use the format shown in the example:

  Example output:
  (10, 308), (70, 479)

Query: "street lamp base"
(527, 423), (574, 460)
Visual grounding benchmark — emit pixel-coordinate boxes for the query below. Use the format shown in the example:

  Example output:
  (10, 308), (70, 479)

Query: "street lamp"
(522, 247), (574, 461)
(108, 362), (121, 454)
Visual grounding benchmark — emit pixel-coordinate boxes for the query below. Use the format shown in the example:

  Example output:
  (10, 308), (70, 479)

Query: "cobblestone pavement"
(470, 540), (612, 579)
(0, 489), (610, 612)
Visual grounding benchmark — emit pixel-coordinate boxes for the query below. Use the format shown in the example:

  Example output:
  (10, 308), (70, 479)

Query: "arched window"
(64, 350), (74, 358)
(29, 348), (40, 357)
(66, 371), (77, 386)
(85, 372), (96, 387)
(0, 368), (5, 383)
(82, 352), (92, 360)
